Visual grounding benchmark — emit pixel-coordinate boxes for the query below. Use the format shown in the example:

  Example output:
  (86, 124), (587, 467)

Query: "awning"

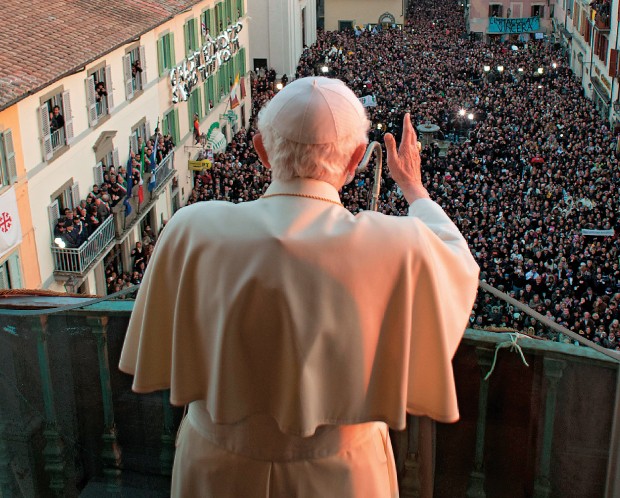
(207, 130), (227, 153)
(591, 76), (611, 105)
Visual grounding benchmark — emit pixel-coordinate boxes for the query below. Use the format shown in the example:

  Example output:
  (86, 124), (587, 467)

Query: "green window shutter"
(163, 113), (170, 136)
(188, 92), (194, 129)
(157, 38), (164, 76)
(184, 22), (190, 55)
(193, 19), (199, 49)
(226, 0), (232, 24)
(169, 33), (176, 68)
(239, 48), (246, 75)
(206, 9), (213, 36)
(197, 88), (203, 120)
(173, 109), (180, 144)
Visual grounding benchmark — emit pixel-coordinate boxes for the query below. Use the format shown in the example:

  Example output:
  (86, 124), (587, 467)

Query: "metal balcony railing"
(153, 150), (174, 185)
(50, 127), (66, 151)
(51, 215), (115, 274)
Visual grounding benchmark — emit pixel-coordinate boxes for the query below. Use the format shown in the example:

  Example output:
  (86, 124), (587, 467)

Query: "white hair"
(257, 105), (370, 185)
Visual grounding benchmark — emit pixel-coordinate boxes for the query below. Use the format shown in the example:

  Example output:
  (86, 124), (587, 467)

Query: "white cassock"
(119, 177), (480, 498)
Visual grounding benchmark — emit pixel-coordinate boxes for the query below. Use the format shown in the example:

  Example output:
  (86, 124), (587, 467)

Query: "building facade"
(0, 0), (250, 295)
(324, 0), (407, 31)
(247, 0), (317, 76)
(563, 0), (620, 124)
(468, 0), (554, 40)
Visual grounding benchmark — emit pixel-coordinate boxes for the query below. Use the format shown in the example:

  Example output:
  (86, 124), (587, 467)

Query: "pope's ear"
(253, 133), (272, 169)
(345, 143), (367, 177)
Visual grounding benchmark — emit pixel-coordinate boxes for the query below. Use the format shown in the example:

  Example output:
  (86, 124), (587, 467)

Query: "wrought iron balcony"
(0, 285), (617, 497)
(51, 214), (115, 275)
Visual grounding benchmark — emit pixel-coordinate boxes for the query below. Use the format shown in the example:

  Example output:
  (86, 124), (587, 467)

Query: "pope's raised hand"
(384, 113), (430, 203)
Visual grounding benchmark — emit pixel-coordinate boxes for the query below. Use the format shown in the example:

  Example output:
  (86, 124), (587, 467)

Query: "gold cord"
(261, 193), (343, 206)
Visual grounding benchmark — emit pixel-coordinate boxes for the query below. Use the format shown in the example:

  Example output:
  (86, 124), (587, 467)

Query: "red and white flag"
(0, 188), (21, 258)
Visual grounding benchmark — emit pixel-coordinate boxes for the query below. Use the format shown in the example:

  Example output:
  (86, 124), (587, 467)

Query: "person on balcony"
(50, 105), (64, 132)
(62, 222), (80, 248)
(193, 113), (201, 144)
(120, 77), (479, 498)
(108, 175), (126, 208)
(95, 81), (108, 103)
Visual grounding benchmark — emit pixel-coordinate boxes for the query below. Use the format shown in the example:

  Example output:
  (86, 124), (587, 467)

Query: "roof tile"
(0, 0), (203, 110)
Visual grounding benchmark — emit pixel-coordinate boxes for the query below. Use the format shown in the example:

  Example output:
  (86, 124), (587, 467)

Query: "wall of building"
(324, 0), (404, 31)
(247, 0), (317, 76)
(468, 0), (553, 38)
(0, 106), (41, 288)
(11, 0), (251, 292)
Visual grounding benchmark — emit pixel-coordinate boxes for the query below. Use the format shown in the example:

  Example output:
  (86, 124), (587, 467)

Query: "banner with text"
(359, 95), (377, 107)
(0, 188), (22, 259)
(488, 16), (540, 34)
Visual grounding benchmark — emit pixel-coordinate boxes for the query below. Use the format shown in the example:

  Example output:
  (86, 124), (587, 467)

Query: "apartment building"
(0, 0), (250, 295)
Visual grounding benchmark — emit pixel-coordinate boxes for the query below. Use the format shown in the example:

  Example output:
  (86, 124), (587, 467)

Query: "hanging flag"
(240, 76), (246, 99)
(0, 188), (22, 258)
(230, 73), (240, 109)
(138, 142), (145, 204)
(148, 133), (158, 192)
(125, 146), (134, 215)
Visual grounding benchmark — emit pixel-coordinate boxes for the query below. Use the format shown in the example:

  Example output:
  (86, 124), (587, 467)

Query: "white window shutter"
(93, 163), (104, 185)
(71, 183), (80, 209)
(85, 76), (98, 127)
(123, 54), (134, 101)
(3, 130), (17, 184)
(130, 134), (139, 155)
(62, 91), (74, 143)
(0, 264), (9, 290)
(7, 253), (21, 289)
(39, 105), (53, 160)
(48, 200), (60, 235)
(112, 147), (120, 169)
(104, 65), (114, 111)
(139, 45), (147, 86)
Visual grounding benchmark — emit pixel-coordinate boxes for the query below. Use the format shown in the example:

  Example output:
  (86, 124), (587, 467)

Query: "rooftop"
(0, 0), (202, 111)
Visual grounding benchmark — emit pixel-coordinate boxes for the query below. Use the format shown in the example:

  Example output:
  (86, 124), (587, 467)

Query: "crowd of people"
(182, 0), (620, 349)
(54, 130), (176, 250)
(105, 224), (159, 295)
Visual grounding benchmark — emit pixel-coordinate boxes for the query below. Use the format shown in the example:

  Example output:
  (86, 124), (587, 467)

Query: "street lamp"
(518, 67), (524, 73)
(552, 62), (558, 69)
(497, 65), (504, 73)
(483, 65), (491, 72)
(321, 65), (329, 74)
(276, 82), (283, 91)
(459, 109), (466, 117)
(537, 67), (544, 75)
(467, 113), (474, 121)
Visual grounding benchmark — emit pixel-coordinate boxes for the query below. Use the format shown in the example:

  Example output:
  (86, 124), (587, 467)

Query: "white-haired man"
(120, 77), (479, 497)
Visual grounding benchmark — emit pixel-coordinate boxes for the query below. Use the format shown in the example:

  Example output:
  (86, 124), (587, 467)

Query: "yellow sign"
(188, 159), (212, 171)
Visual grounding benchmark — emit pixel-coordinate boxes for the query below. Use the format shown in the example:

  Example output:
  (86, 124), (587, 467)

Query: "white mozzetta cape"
(119, 179), (479, 436)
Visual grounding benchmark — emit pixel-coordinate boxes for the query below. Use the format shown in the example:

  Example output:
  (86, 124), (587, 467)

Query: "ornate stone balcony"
(0, 289), (617, 497)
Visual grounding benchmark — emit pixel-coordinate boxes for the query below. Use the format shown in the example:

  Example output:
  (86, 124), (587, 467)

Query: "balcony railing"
(95, 96), (108, 118)
(153, 150), (174, 186)
(51, 215), (115, 274)
(50, 127), (66, 151)
(0, 283), (618, 497)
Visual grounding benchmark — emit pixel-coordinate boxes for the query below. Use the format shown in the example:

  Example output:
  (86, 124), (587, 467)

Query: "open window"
(39, 89), (74, 160)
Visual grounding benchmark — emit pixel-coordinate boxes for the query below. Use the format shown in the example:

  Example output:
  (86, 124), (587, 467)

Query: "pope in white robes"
(119, 77), (479, 497)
